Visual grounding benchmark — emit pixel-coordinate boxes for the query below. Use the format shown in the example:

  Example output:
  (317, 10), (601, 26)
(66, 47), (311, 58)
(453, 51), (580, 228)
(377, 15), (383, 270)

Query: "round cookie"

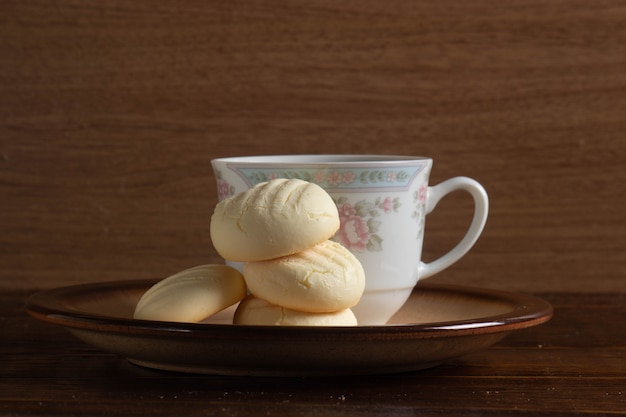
(233, 295), (358, 326)
(133, 264), (247, 323)
(243, 240), (366, 313)
(210, 178), (340, 262)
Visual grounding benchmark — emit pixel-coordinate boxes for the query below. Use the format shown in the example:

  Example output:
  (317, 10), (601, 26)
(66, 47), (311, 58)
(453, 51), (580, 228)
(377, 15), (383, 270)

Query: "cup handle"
(418, 177), (489, 279)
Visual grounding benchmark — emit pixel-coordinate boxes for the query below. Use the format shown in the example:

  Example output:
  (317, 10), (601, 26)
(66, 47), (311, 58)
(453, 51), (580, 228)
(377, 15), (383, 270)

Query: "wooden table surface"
(1, 290), (624, 416)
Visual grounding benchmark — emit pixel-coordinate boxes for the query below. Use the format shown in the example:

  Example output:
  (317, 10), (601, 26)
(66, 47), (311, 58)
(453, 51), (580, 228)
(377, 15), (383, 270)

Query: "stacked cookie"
(211, 178), (365, 326)
(133, 178), (365, 326)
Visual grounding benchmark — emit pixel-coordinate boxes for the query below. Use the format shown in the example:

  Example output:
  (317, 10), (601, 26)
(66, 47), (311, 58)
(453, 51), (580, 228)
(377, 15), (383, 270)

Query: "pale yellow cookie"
(243, 240), (365, 313)
(233, 295), (358, 326)
(210, 178), (340, 262)
(133, 264), (247, 323)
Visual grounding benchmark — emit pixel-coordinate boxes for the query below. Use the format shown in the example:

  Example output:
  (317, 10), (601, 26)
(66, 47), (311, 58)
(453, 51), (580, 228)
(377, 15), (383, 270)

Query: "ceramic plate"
(26, 280), (552, 376)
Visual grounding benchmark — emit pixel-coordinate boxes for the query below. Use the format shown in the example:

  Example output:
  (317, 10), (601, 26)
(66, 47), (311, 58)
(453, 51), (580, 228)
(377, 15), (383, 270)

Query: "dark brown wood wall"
(2, 1), (625, 292)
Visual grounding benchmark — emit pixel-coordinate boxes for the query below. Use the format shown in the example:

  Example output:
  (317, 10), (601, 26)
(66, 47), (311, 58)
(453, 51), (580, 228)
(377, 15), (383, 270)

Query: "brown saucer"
(26, 280), (552, 376)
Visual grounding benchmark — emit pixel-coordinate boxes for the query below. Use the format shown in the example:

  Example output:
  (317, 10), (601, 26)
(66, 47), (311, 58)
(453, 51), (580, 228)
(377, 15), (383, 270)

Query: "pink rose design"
(386, 171), (397, 182)
(381, 197), (393, 213)
(314, 171), (327, 184)
(342, 171), (356, 185)
(267, 172), (278, 180)
(339, 203), (357, 218)
(217, 179), (232, 201)
(336, 215), (370, 252)
(418, 184), (427, 202)
(327, 171), (343, 186)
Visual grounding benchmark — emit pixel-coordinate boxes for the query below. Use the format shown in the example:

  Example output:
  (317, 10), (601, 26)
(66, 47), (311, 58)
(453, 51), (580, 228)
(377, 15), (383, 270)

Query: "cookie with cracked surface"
(243, 240), (365, 313)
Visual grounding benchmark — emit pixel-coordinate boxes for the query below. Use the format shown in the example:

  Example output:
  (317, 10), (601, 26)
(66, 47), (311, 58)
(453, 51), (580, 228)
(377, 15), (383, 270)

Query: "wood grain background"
(1, 0), (625, 292)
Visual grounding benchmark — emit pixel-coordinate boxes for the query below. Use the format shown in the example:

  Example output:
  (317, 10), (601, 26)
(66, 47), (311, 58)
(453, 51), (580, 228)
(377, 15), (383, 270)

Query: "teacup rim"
(212, 154), (432, 165)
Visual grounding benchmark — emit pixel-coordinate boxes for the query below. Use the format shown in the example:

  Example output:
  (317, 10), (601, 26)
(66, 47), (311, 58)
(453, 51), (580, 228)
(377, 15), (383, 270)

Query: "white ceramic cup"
(211, 155), (488, 325)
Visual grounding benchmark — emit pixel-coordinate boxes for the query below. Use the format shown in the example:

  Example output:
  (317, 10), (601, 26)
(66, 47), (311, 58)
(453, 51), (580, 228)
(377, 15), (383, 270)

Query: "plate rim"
(25, 279), (553, 339)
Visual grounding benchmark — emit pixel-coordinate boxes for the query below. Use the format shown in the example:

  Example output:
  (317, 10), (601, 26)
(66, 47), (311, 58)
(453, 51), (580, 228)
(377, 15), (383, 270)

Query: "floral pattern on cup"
(215, 170), (236, 200)
(412, 184), (428, 239)
(332, 196), (401, 252)
(236, 168), (416, 190)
